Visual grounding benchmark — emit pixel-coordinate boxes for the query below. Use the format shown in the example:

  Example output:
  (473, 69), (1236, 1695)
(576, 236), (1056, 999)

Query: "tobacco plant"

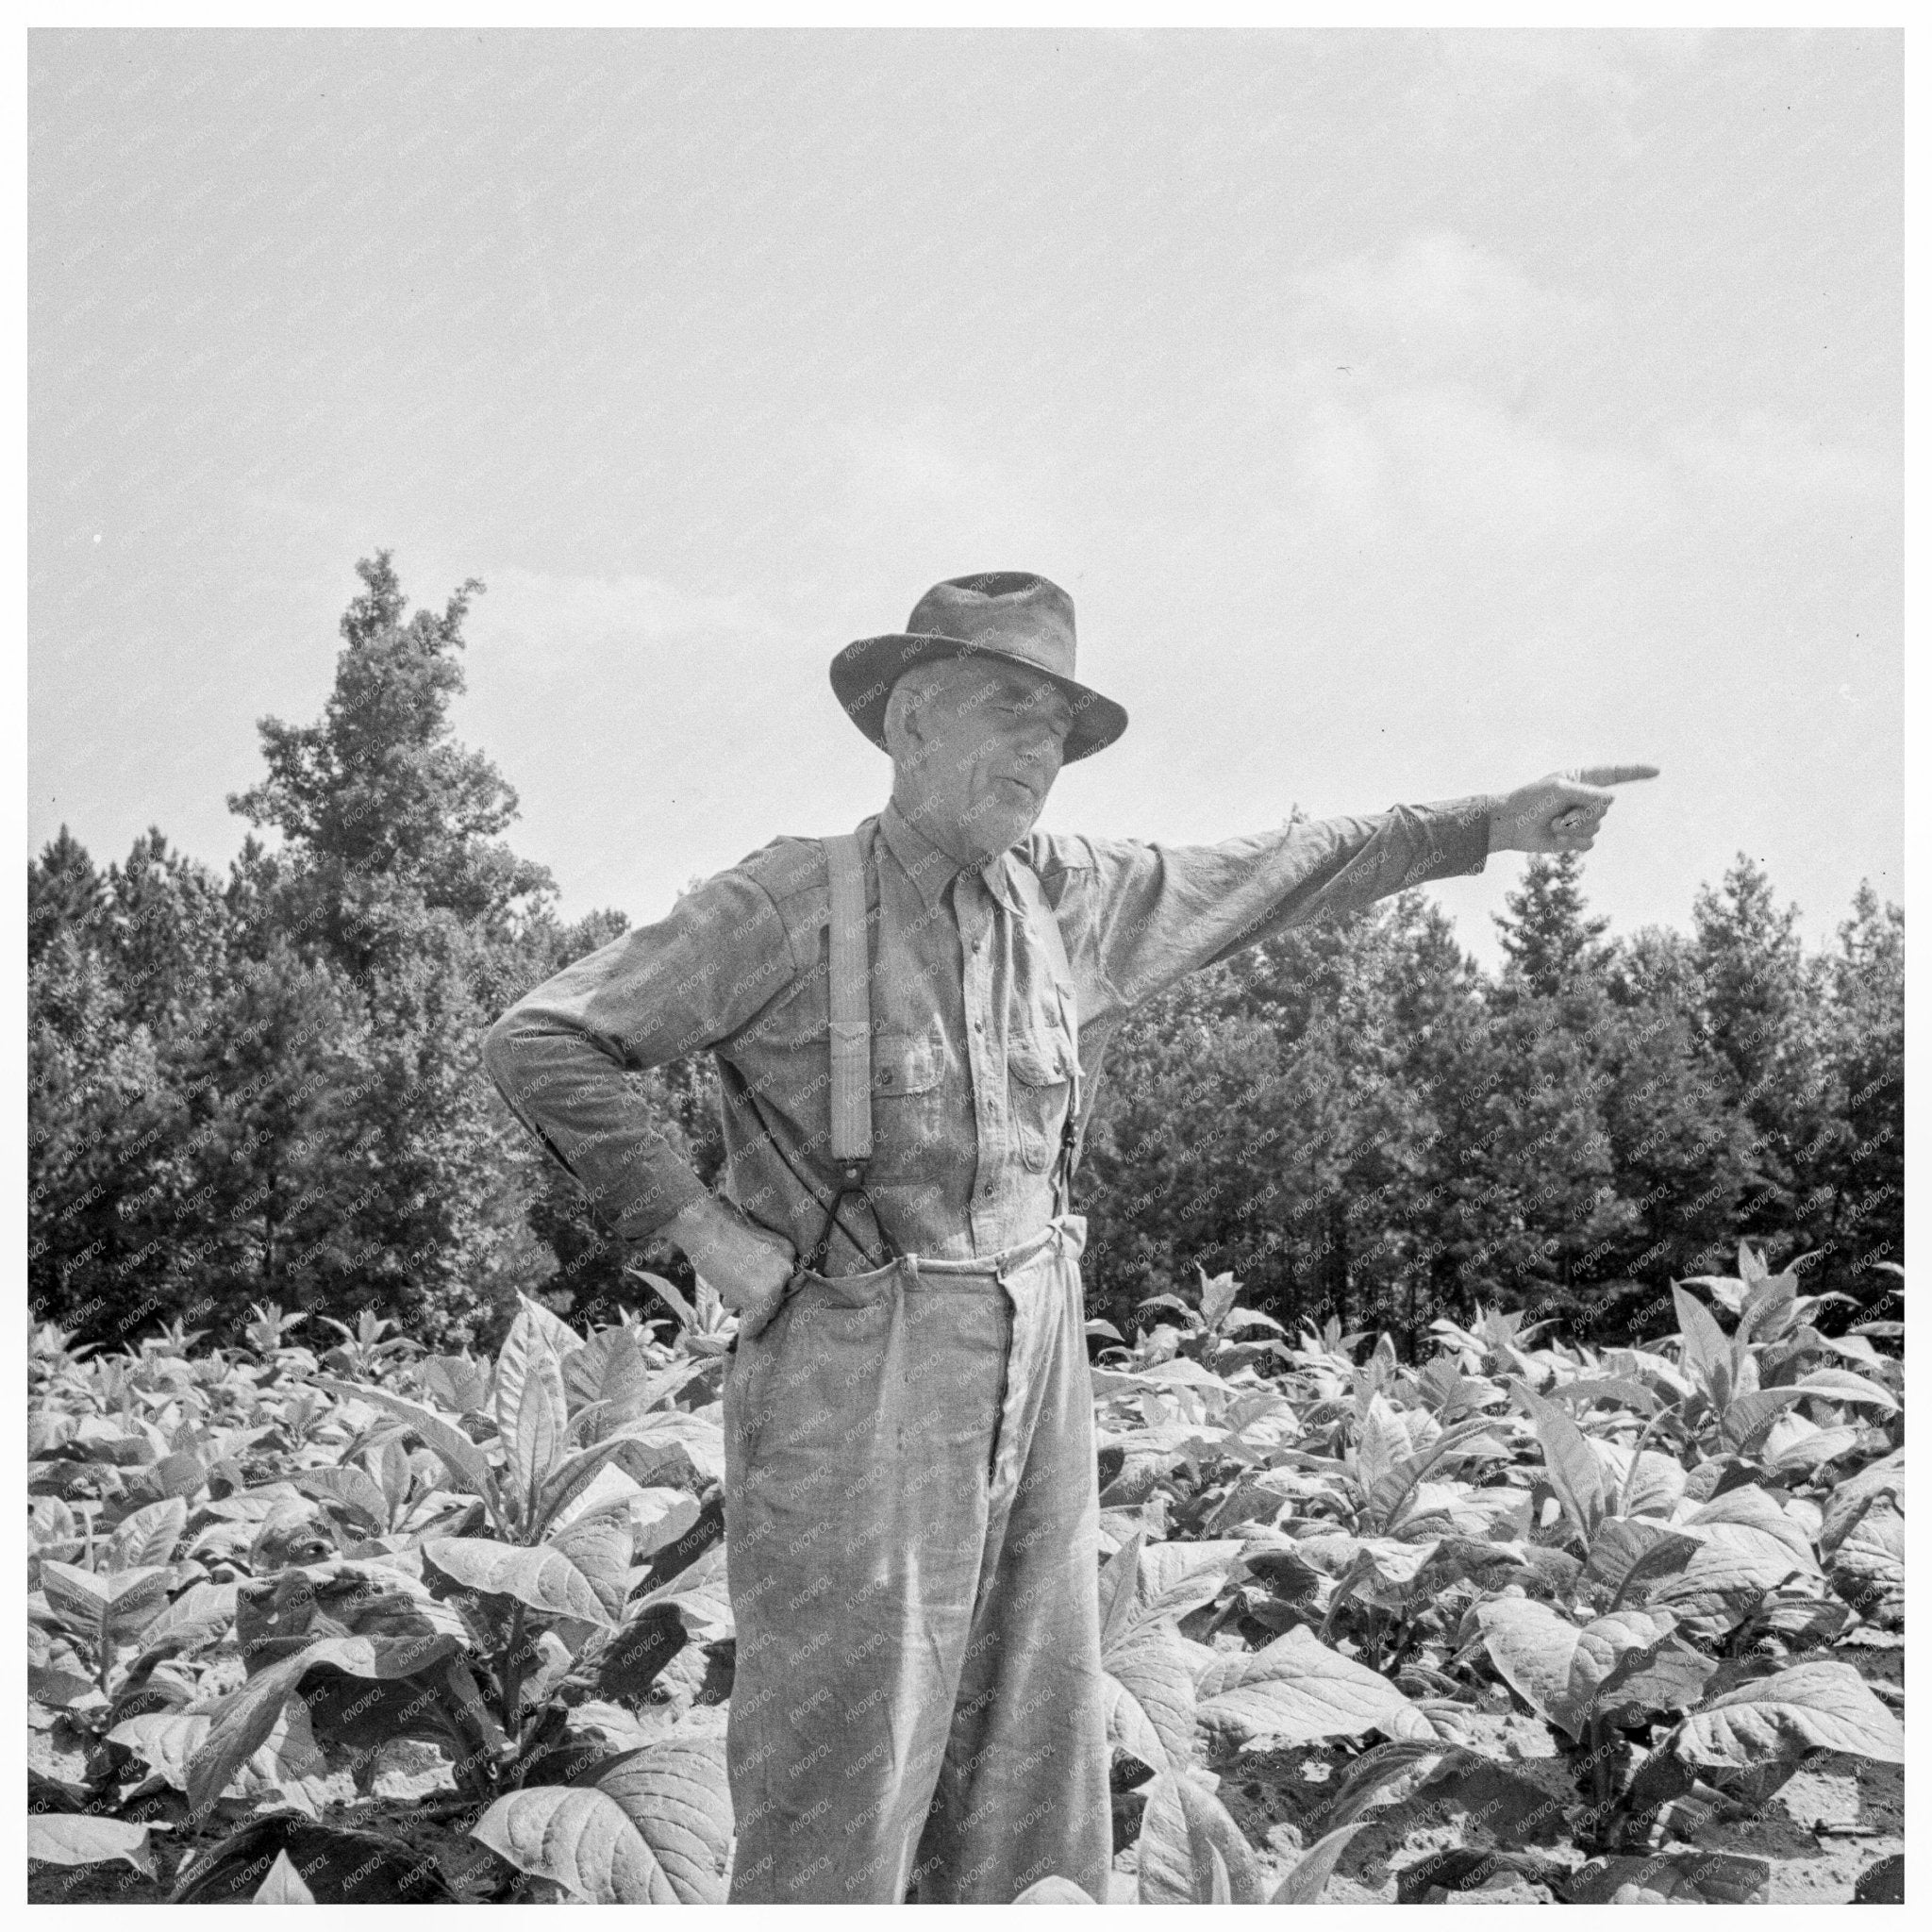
(27, 1241), (1905, 1905)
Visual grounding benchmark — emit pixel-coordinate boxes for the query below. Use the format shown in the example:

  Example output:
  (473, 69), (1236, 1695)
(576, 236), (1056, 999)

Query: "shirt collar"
(877, 798), (1025, 918)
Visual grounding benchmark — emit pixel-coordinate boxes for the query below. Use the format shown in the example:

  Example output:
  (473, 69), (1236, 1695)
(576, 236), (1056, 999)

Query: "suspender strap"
(800, 829), (898, 1274)
(825, 832), (874, 1168)
(1008, 859), (1084, 1215)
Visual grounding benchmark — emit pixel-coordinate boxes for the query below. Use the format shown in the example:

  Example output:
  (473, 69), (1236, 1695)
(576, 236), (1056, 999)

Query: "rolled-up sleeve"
(483, 867), (800, 1243)
(1057, 794), (1494, 1014)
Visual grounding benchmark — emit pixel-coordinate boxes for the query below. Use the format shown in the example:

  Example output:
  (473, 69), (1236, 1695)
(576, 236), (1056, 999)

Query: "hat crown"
(906, 573), (1076, 678)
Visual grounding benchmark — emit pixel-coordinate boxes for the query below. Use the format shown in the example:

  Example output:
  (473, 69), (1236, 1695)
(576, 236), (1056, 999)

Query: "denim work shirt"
(483, 793), (1493, 1274)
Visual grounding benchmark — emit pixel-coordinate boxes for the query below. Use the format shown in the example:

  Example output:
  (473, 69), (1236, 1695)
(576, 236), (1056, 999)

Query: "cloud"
(478, 568), (778, 647)
(1289, 382), (1887, 554)
(1424, 29), (1713, 121)
(828, 416), (1072, 583)
(1274, 234), (1889, 554)
(1294, 229), (1602, 375)
(1290, 382), (1664, 552)
(1660, 411), (1891, 511)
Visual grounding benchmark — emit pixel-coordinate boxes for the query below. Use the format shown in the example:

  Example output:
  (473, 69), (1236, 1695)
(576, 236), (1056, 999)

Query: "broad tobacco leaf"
(1794, 1368), (1899, 1414)
(424, 1537), (616, 1628)
(1819, 1447), (1903, 1555)
(1674, 1660), (1905, 1768)
(1760, 1413), (1860, 1477)
(1194, 1624), (1419, 1746)
(472, 1784), (674, 1904)
(1673, 1287), (1740, 1409)
(577, 1731), (733, 1904)
(183, 1647), (322, 1820)
(419, 1353), (492, 1417)
(128, 1451), (208, 1507)
(1101, 1618), (1197, 1772)
(1736, 1269), (1799, 1347)
(39, 1558), (175, 1653)
(588, 1325), (669, 1433)
(1127, 1538), (1245, 1625)
(626, 1539), (732, 1641)
(26, 1814), (156, 1875)
(1097, 1536), (1243, 1665)
(1652, 1485), (1822, 1637)
(121, 1701), (333, 1816)
(1101, 1664), (1172, 1774)
(544, 1503), (636, 1624)
(1512, 1387), (1604, 1545)
(1135, 1772), (1266, 1904)
(236, 1561), (469, 1674)
(104, 1495), (190, 1571)
(1475, 1598), (1675, 1741)
(1563, 1852), (1771, 1904)
(496, 1307), (573, 1515)
(315, 1380), (499, 1514)
(289, 1466), (390, 1537)
(1580, 1518), (1700, 1607)
(1331, 1536), (1443, 1615)
(1830, 1503), (1904, 1627)
(129, 1579), (237, 1665)
(1719, 1388), (1815, 1456)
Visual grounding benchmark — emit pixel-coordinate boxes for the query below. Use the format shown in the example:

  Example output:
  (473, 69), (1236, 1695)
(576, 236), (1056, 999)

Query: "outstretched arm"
(1036, 765), (1658, 1020)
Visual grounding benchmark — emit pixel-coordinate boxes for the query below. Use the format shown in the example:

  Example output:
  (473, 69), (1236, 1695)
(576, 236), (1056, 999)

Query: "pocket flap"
(873, 1029), (941, 1094)
(1009, 1032), (1075, 1086)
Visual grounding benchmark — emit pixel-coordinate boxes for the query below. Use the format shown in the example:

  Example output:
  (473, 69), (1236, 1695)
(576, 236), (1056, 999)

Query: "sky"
(29, 28), (1902, 970)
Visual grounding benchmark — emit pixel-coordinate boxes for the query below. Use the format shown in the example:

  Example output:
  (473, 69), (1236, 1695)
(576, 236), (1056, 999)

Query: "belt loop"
(902, 1253), (918, 1291)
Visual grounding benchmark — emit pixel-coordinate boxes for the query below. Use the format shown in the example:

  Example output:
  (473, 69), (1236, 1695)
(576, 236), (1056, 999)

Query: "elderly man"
(483, 572), (1655, 1905)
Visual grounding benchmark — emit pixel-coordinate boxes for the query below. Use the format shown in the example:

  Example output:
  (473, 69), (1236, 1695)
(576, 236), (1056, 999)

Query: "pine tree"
(222, 555), (569, 1342)
(1690, 855), (1829, 1259)
(1804, 882), (1905, 1311)
(27, 825), (108, 962)
(229, 551), (557, 974)
(1494, 852), (1610, 998)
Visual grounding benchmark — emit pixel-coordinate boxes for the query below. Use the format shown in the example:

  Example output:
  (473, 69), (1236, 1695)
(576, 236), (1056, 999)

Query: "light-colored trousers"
(721, 1213), (1111, 1904)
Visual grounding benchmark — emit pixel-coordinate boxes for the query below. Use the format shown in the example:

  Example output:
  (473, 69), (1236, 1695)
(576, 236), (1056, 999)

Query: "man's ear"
(894, 684), (933, 761)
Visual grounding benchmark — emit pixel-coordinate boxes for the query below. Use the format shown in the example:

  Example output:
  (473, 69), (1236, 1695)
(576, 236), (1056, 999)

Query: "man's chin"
(966, 805), (1041, 862)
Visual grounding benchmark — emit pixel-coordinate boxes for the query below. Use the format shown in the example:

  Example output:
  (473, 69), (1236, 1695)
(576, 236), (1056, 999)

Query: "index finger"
(1571, 763), (1660, 787)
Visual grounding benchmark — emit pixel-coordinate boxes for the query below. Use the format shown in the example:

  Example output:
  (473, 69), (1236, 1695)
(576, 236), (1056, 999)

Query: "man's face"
(897, 659), (1074, 865)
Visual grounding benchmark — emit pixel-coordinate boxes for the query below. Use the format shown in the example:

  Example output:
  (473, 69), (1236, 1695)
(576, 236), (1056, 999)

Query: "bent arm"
(483, 866), (799, 1244)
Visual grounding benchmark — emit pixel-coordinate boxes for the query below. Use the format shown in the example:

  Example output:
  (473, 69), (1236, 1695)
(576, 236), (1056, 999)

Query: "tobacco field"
(27, 1241), (1905, 1906)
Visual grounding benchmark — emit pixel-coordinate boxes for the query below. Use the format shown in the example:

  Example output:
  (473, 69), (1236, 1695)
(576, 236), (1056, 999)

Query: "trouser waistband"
(793, 1212), (1084, 1291)
(908, 1212), (1083, 1280)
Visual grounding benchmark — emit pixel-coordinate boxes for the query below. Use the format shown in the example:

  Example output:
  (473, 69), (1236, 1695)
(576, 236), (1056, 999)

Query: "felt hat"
(831, 572), (1129, 762)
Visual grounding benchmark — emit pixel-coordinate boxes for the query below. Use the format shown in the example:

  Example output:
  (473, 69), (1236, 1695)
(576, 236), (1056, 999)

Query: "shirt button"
(980, 1183), (995, 1199)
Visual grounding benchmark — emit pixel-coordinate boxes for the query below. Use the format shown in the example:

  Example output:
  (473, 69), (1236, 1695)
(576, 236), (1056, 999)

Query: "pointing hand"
(1487, 765), (1660, 856)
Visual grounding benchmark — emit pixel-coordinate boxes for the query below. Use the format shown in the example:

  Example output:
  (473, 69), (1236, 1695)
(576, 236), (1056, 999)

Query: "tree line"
(27, 558), (1904, 1354)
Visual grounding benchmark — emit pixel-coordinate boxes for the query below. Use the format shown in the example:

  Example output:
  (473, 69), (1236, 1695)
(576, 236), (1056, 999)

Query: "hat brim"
(830, 633), (1129, 763)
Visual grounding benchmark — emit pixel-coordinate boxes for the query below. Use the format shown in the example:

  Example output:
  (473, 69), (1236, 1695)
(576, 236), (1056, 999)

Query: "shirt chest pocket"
(1008, 1018), (1075, 1174)
(869, 1025), (944, 1165)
